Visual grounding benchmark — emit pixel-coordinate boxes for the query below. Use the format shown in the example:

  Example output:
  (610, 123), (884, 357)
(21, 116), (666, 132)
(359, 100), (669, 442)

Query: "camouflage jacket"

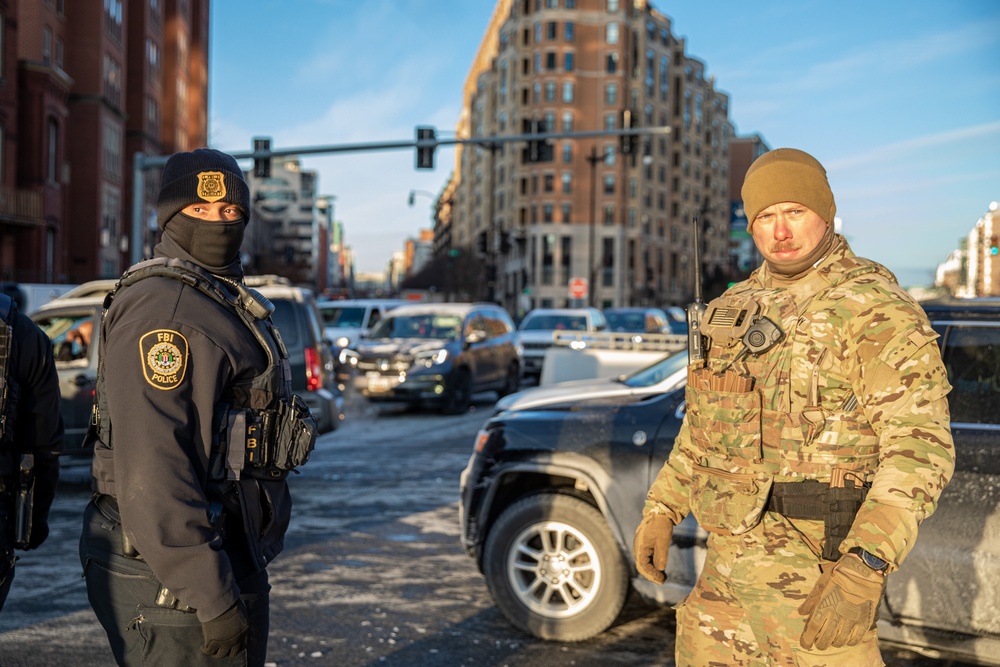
(644, 236), (955, 571)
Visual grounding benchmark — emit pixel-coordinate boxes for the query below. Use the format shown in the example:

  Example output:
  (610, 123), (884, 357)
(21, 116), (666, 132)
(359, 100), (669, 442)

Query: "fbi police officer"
(0, 285), (63, 612)
(80, 149), (316, 666)
(633, 148), (954, 666)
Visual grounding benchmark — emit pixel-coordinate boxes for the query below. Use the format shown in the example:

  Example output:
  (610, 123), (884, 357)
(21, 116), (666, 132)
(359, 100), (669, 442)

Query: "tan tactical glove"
(633, 514), (674, 584)
(799, 553), (886, 650)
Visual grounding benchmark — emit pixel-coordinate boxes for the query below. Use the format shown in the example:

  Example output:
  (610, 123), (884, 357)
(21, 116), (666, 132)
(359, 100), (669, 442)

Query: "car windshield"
(369, 314), (462, 340)
(605, 312), (648, 332)
(518, 314), (587, 331)
(619, 351), (688, 388)
(320, 305), (366, 328)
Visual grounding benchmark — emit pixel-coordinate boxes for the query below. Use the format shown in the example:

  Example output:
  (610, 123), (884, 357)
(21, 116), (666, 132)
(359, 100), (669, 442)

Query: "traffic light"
(253, 137), (271, 178)
(415, 126), (436, 170)
(991, 235), (999, 256)
(620, 109), (638, 165)
(477, 231), (488, 254)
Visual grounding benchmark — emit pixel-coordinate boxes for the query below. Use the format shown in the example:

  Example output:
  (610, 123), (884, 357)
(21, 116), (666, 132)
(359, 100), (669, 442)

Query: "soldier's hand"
(633, 513), (674, 584)
(799, 553), (886, 650)
(201, 599), (249, 659)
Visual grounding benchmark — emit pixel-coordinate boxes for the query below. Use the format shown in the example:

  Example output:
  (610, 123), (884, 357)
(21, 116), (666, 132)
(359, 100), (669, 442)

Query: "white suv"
(515, 307), (607, 383)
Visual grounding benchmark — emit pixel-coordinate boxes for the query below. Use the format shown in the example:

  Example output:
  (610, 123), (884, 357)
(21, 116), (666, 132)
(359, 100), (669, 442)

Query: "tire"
(497, 361), (520, 398)
(442, 368), (472, 415)
(483, 493), (629, 642)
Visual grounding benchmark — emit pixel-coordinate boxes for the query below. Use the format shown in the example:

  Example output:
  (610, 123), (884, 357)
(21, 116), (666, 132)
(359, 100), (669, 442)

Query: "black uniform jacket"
(90, 272), (284, 622)
(2, 310), (64, 551)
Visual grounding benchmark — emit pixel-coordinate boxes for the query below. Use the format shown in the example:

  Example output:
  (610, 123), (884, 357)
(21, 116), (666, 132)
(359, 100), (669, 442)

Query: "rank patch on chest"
(140, 329), (189, 390)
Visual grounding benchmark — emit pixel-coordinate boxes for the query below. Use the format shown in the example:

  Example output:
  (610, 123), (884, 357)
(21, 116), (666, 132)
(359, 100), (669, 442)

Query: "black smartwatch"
(849, 547), (889, 573)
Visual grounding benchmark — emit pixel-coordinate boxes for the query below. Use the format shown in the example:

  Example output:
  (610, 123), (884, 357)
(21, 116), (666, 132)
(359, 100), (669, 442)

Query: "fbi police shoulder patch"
(140, 329), (188, 390)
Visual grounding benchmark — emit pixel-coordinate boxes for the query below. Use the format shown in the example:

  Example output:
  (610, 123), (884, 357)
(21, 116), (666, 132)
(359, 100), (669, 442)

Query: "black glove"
(201, 599), (249, 659)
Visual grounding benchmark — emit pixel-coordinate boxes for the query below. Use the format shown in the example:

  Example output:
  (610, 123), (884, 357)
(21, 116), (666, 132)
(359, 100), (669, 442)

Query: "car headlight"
(339, 348), (359, 366)
(335, 336), (351, 349)
(414, 348), (449, 368)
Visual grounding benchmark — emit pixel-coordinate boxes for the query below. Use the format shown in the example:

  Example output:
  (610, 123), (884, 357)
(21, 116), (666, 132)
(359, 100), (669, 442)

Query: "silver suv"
(515, 307), (607, 383)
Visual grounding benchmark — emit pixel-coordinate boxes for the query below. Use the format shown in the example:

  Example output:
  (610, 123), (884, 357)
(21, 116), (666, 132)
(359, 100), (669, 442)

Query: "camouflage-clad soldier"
(633, 148), (954, 666)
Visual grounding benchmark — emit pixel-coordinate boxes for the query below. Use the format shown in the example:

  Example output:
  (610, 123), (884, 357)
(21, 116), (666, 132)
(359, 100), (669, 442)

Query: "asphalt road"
(0, 391), (976, 666)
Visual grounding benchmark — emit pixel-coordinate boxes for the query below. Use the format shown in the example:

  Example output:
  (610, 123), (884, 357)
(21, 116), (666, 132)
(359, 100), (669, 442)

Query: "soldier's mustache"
(771, 241), (800, 253)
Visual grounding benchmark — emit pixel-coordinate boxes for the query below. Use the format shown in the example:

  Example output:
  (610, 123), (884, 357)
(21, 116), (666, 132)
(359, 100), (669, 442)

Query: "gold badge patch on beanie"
(196, 171), (227, 202)
(140, 329), (188, 390)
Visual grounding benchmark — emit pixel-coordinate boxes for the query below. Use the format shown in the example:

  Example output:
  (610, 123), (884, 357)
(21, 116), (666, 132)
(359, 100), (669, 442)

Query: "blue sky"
(208, 1), (1000, 286)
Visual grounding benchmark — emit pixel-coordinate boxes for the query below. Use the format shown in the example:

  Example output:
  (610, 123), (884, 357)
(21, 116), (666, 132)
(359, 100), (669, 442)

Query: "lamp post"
(585, 146), (603, 308)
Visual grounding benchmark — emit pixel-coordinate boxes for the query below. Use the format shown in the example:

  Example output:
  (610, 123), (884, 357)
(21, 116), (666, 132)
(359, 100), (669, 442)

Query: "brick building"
(0, 0), (209, 285)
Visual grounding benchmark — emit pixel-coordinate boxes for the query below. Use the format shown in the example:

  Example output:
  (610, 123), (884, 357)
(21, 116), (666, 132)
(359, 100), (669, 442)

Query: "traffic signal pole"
(129, 123), (671, 264)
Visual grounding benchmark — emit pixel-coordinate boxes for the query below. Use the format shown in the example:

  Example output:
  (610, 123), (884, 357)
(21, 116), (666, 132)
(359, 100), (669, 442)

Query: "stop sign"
(568, 277), (588, 299)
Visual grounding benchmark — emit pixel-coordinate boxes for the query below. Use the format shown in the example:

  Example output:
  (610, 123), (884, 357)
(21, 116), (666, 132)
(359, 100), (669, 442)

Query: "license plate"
(366, 373), (396, 393)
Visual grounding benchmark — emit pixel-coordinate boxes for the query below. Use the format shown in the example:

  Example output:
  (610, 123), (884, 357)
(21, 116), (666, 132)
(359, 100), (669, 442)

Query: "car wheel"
(483, 493), (629, 642)
(497, 361), (520, 398)
(442, 368), (472, 415)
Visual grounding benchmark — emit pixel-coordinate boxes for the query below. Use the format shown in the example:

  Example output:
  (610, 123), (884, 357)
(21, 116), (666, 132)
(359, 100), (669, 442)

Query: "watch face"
(861, 550), (888, 571)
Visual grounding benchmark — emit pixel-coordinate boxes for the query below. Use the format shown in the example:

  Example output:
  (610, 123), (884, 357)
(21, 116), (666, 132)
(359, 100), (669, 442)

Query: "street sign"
(569, 277), (588, 299)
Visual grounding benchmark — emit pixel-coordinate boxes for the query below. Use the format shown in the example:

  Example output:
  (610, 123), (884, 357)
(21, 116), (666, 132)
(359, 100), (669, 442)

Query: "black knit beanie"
(156, 148), (251, 229)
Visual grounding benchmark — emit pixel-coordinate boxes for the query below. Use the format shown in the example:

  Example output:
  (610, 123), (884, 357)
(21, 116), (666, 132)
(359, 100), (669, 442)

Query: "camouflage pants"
(674, 512), (883, 667)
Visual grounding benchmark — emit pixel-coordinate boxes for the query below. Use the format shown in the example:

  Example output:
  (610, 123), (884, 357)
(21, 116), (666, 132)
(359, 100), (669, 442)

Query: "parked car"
(603, 306), (672, 337)
(341, 302), (521, 414)
(459, 301), (1000, 664)
(317, 298), (407, 387)
(30, 288), (109, 457)
(248, 277), (345, 434)
(515, 307), (607, 382)
(29, 276), (345, 458)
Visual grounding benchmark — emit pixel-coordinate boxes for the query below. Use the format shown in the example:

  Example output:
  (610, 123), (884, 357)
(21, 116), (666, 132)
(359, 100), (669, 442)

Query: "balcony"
(0, 185), (43, 227)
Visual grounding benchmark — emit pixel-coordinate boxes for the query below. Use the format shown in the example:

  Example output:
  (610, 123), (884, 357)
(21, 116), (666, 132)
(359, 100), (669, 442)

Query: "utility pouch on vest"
(690, 463), (773, 535)
(822, 476), (869, 561)
(225, 397), (317, 480)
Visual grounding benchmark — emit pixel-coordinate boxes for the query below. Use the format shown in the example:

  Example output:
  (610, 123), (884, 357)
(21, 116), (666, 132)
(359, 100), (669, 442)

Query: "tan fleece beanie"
(742, 148), (836, 230)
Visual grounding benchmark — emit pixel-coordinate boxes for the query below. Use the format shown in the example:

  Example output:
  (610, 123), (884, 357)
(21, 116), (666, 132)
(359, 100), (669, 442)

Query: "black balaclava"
(153, 148), (251, 277)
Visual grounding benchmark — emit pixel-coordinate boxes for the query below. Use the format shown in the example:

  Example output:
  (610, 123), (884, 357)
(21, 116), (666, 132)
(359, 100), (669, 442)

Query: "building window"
(47, 119), (58, 184)
(43, 27), (52, 65)
(604, 173), (616, 195)
(565, 0), (576, 8)
(606, 22), (619, 45)
(562, 111), (574, 132)
(546, 22), (557, 39)
(604, 83), (618, 105)
(561, 202), (572, 222)
(545, 51), (557, 70)
(103, 119), (122, 181)
(562, 142), (573, 163)
(606, 52), (619, 74)
(607, 0), (620, 11)
(56, 38), (65, 69)
(565, 22), (574, 41)
(562, 81), (574, 103)
(564, 52), (574, 72)
(544, 81), (556, 101)
(544, 174), (554, 192)
(604, 113), (616, 131)
(603, 204), (615, 225)
(104, 0), (123, 42)
(534, 22), (542, 43)
(543, 203), (554, 223)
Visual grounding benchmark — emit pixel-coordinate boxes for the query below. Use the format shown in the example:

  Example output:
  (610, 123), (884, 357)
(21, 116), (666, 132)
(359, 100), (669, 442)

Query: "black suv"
(341, 302), (522, 414)
(459, 299), (1000, 664)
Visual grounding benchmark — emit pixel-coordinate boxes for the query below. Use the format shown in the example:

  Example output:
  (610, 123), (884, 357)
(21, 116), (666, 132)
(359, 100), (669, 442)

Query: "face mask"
(163, 212), (246, 269)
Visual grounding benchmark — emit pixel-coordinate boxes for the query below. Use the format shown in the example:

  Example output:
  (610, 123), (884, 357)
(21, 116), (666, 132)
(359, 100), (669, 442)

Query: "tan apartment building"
(0, 0), (208, 286)
(438, 0), (736, 316)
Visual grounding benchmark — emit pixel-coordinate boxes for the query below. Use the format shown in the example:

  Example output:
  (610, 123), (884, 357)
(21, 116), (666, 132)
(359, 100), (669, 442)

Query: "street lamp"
(408, 189), (436, 207)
